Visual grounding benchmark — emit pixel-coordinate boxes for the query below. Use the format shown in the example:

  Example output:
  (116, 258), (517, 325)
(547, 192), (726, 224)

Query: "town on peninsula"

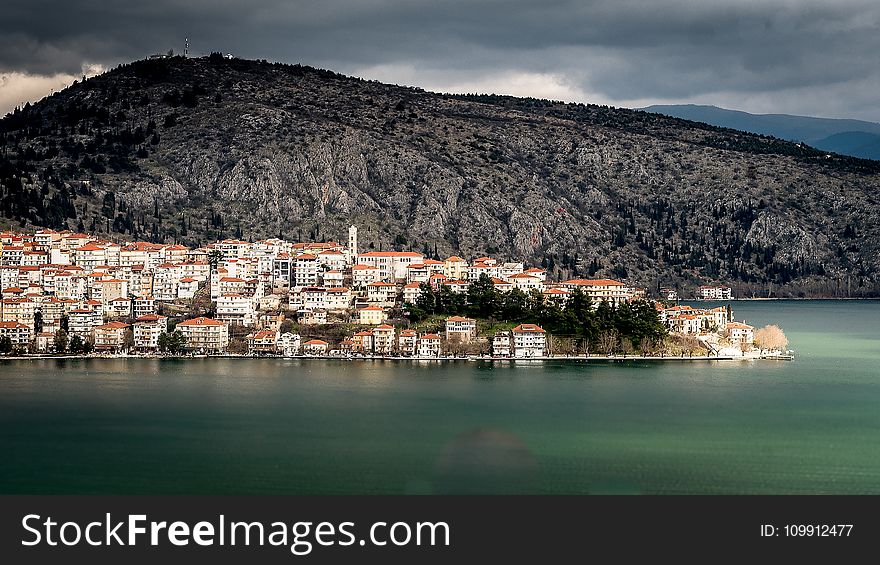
(0, 225), (790, 360)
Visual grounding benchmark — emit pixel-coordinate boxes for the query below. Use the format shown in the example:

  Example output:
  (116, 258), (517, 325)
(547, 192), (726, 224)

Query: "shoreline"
(2, 353), (791, 362)
(684, 297), (880, 301)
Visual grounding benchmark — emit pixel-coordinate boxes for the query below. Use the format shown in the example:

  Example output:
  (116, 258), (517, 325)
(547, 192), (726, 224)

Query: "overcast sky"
(2, 0), (879, 121)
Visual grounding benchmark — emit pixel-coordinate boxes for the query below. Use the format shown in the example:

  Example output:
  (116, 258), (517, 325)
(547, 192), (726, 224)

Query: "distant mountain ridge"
(641, 104), (880, 161)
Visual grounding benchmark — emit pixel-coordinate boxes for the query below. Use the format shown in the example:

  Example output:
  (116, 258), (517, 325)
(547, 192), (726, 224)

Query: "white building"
(325, 287), (352, 312)
(366, 281), (397, 306)
(216, 294), (256, 326)
(177, 317), (229, 353)
(445, 316), (477, 343)
(132, 314), (168, 351)
(0, 320), (31, 347)
(508, 273), (543, 292)
(356, 251), (425, 282)
(277, 332), (301, 356)
(347, 225), (358, 265)
(398, 329), (418, 356)
(417, 333), (441, 357)
(491, 331), (511, 357)
(725, 322), (754, 349)
(700, 285), (733, 300)
(402, 282), (423, 305)
(512, 323), (546, 358)
(294, 254), (320, 288)
(352, 265), (382, 289)
(68, 308), (101, 340)
(561, 279), (632, 305)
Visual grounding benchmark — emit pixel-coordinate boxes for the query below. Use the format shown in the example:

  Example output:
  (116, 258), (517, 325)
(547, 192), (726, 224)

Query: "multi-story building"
(272, 253), (292, 287)
(445, 316), (477, 343)
(366, 281), (397, 306)
(73, 243), (107, 269)
(443, 256), (468, 280)
(0, 320), (31, 347)
(132, 296), (156, 319)
(302, 339), (329, 355)
(322, 270), (344, 288)
(293, 254), (320, 288)
(105, 297), (132, 318)
(402, 282), (423, 305)
(93, 321), (130, 351)
(299, 309), (327, 325)
(317, 250), (346, 271)
(491, 332), (511, 357)
(247, 330), (279, 355)
(398, 329), (418, 356)
(68, 308), (101, 340)
(325, 287), (352, 312)
(132, 314), (168, 351)
(371, 324), (396, 355)
(300, 287), (328, 311)
(352, 265), (381, 289)
(356, 251), (425, 282)
(542, 288), (570, 304)
(699, 285), (733, 300)
(276, 332), (301, 356)
(725, 322), (754, 349)
(512, 323), (546, 358)
(216, 294), (256, 326)
(178, 277), (199, 299)
(508, 273), (543, 292)
(561, 279), (632, 305)
(352, 331), (374, 354)
(417, 333), (441, 357)
(358, 306), (387, 325)
(177, 317), (229, 353)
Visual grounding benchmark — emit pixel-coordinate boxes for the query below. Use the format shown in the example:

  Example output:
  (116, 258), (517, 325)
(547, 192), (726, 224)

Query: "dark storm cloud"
(2, 1), (879, 119)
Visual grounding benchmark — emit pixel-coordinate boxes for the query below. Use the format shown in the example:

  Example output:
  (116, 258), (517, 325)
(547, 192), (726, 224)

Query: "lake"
(1, 300), (879, 494)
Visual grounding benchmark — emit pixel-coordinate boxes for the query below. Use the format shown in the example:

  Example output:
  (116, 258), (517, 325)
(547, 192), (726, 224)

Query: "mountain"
(811, 131), (880, 161)
(642, 104), (880, 161)
(2, 55), (880, 297)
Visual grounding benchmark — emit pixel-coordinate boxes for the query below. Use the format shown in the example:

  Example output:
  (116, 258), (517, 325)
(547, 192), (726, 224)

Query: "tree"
(68, 335), (84, 354)
(53, 329), (68, 353)
(158, 330), (186, 354)
(123, 329), (135, 351)
(33, 310), (44, 334)
(60, 314), (69, 332)
(754, 325), (788, 351)
(466, 274), (501, 319)
(207, 249), (223, 270)
(0, 336), (12, 354)
(598, 330), (619, 356)
(157, 332), (169, 352)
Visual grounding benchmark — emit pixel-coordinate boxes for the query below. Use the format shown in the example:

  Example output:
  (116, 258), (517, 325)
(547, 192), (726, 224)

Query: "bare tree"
(598, 331), (619, 356)
(753, 325), (788, 351)
(639, 337), (654, 357)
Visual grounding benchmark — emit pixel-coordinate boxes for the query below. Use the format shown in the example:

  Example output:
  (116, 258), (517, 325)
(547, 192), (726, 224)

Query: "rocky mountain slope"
(2, 55), (879, 297)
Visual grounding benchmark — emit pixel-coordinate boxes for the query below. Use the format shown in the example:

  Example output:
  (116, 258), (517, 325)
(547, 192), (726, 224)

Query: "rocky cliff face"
(2, 55), (879, 297)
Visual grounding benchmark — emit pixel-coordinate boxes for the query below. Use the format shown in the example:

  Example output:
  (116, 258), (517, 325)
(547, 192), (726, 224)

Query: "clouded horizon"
(2, 0), (879, 122)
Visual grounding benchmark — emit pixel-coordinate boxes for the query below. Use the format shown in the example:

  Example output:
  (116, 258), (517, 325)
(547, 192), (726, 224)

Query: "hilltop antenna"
(185, 38), (189, 57)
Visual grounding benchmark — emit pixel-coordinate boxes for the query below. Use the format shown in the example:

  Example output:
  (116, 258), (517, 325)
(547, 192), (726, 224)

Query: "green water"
(1, 300), (879, 494)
